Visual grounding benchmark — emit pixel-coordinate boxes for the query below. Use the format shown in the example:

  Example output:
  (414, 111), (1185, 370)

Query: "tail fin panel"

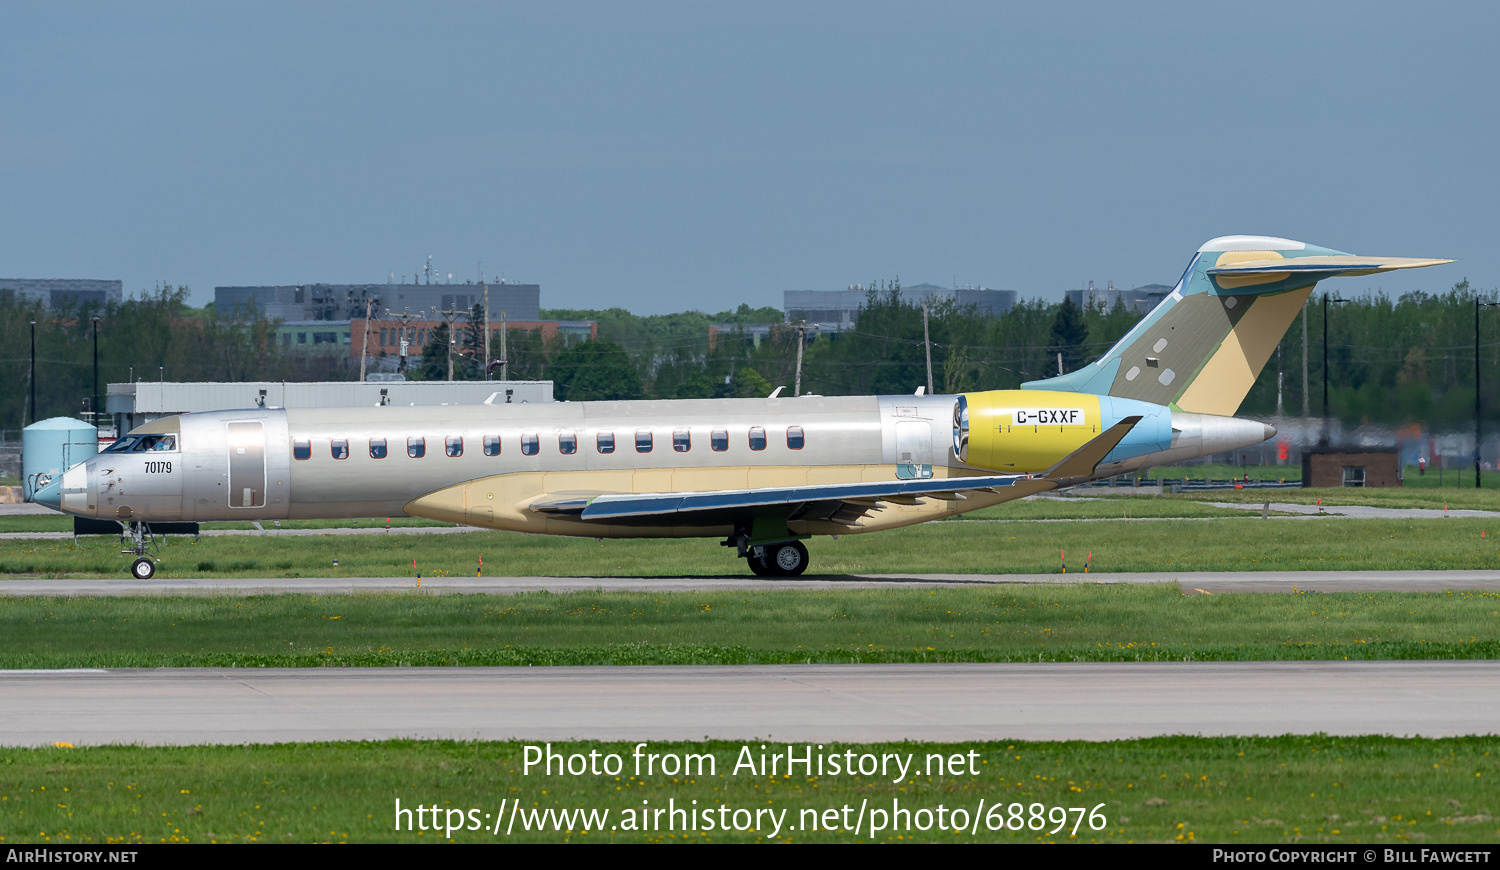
(1023, 236), (1452, 415)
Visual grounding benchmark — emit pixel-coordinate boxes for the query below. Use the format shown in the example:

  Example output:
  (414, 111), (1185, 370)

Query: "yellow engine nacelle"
(953, 390), (1105, 473)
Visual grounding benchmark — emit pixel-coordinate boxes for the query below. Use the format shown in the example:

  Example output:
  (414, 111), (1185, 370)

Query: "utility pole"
(1322, 294), (1347, 445)
(358, 295), (377, 382)
(1476, 299), (1500, 488)
(1276, 343), (1283, 417)
(500, 309), (508, 382)
(922, 300), (934, 394)
(433, 307), (465, 381)
(386, 307), (422, 374)
(28, 320), (36, 426)
(792, 322), (811, 397)
(482, 283), (490, 380)
(1301, 297), (1310, 419)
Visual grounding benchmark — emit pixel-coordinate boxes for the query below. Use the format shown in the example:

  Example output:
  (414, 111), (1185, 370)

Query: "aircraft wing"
(534, 416), (1143, 523)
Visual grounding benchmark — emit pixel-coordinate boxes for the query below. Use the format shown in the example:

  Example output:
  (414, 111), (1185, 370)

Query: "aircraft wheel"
(130, 557), (156, 580)
(765, 541), (809, 577)
(746, 547), (772, 576)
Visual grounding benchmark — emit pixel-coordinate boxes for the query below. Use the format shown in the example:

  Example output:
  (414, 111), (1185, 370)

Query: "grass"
(7, 515), (1500, 578)
(2, 586), (1498, 669)
(1146, 464), (1302, 483)
(1, 736), (1494, 843)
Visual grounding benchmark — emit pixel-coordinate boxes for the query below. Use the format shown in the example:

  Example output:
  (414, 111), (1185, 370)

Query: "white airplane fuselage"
(49, 391), (1268, 540)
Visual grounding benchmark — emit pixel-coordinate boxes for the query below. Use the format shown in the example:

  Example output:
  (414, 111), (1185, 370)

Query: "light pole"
(92, 316), (100, 430)
(1476, 299), (1500, 488)
(1321, 294), (1348, 445)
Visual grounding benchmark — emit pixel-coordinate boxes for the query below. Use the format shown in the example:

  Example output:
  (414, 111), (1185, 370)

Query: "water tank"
(22, 417), (98, 501)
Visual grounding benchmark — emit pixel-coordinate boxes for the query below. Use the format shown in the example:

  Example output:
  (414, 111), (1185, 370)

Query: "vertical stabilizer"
(1022, 236), (1451, 416)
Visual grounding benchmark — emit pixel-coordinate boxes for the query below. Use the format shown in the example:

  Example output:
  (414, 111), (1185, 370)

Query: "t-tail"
(1022, 235), (1452, 416)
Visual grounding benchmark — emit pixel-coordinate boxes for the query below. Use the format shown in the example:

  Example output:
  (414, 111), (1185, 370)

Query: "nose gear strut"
(121, 522), (159, 580)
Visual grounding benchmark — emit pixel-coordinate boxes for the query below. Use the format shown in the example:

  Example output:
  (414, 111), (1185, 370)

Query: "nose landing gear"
(121, 522), (158, 580)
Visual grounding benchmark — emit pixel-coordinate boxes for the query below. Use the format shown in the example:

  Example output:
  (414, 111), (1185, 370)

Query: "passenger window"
(369, 438), (387, 459)
(293, 438), (311, 460)
(331, 438), (350, 460)
(787, 426), (805, 450)
(711, 429), (728, 452)
(445, 435), (463, 458)
(749, 427), (767, 451)
(560, 431), (578, 455)
(598, 431), (615, 454)
(636, 430), (653, 453)
(522, 433), (539, 455)
(483, 435), (500, 456)
(407, 437), (425, 458)
(673, 429), (690, 452)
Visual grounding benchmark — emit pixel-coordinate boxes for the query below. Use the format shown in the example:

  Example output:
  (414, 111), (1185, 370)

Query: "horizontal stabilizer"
(1207, 255), (1453, 279)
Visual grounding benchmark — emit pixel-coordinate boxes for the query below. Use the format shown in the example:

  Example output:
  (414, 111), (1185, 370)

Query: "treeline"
(4, 280), (1494, 431)
(504, 279), (1500, 429)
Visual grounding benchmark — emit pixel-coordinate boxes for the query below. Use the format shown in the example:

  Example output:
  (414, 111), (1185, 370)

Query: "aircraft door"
(895, 421), (933, 480)
(227, 422), (267, 509)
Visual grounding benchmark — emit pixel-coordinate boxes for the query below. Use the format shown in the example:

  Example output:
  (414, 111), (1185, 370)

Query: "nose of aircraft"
(1264, 422), (1278, 441)
(32, 477), (62, 511)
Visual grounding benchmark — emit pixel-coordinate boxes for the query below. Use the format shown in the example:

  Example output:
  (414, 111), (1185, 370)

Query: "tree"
(729, 366), (773, 398)
(1045, 296), (1090, 375)
(550, 339), (642, 401)
(415, 323), (451, 381)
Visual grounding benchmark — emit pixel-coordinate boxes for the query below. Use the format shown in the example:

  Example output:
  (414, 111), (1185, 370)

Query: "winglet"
(1042, 416), (1142, 481)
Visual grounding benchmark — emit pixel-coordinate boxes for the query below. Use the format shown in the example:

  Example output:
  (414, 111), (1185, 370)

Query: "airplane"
(34, 236), (1450, 580)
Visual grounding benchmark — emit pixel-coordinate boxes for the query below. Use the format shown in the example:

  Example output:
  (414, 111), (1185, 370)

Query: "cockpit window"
(131, 434), (177, 452)
(103, 436), (140, 453)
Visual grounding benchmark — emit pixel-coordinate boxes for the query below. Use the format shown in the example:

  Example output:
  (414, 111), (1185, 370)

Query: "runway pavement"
(2, 661), (1495, 745)
(4, 569), (1499, 596)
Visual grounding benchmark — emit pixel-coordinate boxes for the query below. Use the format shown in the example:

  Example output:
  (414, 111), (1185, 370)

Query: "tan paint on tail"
(1174, 285), (1314, 415)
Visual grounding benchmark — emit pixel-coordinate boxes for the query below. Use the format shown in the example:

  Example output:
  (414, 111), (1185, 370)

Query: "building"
(707, 323), (781, 351)
(783, 283), (1017, 329)
(0, 279), (123, 309)
(1065, 281), (1173, 314)
(351, 317), (597, 362)
(1301, 446), (1401, 488)
(105, 380), (555, 435)
(215, 280), (595, 365)
(215, 281), (541, 323)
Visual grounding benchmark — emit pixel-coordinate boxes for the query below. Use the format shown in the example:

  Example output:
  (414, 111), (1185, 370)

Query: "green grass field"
(1, 736), (1493, 843)
(3, 586), (1497, 669)
(6, 515), (1500, 578)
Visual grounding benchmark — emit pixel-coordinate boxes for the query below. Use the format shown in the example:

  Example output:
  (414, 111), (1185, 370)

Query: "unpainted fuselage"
(49, 390), (1271, 539)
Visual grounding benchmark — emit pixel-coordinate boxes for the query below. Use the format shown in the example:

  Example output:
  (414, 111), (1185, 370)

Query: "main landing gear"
(723, 527), (811, 577)
(746, 541), (809, 577)
(122, 522), (158, 580)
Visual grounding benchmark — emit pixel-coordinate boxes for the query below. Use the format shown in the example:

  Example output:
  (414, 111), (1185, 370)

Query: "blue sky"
(1, 2), (1493, 312)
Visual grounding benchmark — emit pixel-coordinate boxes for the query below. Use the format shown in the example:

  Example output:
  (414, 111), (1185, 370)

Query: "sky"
(2, 2), (1495, 313)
